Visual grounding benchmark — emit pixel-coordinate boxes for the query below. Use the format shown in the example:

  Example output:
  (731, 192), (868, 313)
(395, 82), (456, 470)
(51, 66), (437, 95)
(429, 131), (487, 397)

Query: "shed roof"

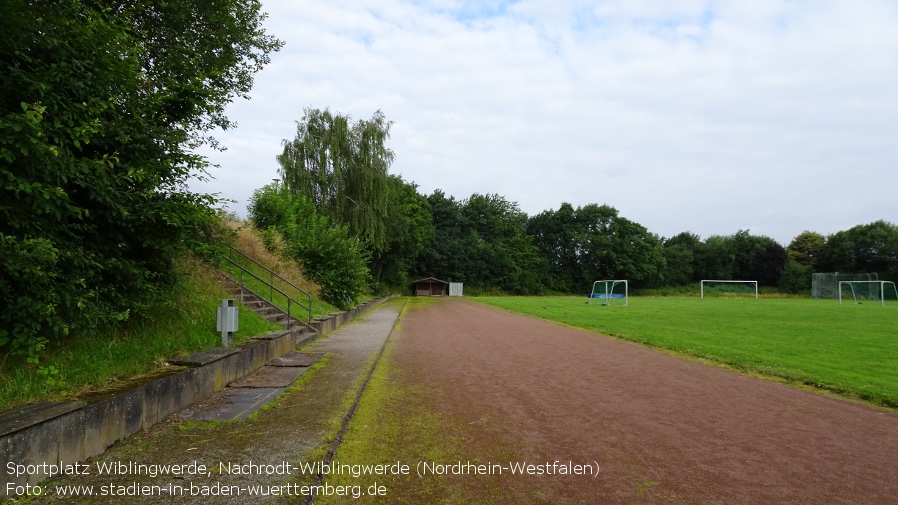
(412, 277), (447, 284)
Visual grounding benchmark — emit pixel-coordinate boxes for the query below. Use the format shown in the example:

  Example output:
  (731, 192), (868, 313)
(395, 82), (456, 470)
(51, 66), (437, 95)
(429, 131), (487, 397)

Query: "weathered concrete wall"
(0, 295), (392, 493)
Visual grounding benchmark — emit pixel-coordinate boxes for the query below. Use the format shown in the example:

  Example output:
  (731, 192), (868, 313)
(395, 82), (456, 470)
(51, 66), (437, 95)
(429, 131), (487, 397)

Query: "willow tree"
(277, 108), (394, 253)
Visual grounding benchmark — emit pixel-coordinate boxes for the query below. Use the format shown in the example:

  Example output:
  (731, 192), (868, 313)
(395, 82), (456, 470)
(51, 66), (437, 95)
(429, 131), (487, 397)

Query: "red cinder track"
(395, 298), (898, 504)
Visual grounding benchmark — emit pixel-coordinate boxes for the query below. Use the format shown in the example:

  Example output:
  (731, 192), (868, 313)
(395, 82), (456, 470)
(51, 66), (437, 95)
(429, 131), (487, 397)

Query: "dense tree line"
(414, 191), (546, 294)
(526, 203), (664, 292)
(0, 1), (281, 354)
(261, 113), (898, 300)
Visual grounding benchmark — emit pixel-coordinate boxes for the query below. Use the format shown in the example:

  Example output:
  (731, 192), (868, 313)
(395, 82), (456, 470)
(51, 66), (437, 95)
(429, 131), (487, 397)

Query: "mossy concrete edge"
(0, 295), (394, 493)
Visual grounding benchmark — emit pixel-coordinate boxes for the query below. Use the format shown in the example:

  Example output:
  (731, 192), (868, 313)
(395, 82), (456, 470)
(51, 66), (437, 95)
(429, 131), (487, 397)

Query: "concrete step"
(217, 273), (311, 333)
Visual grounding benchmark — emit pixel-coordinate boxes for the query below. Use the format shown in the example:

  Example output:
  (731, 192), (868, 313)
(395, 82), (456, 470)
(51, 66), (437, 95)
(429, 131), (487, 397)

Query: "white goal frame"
(700, 280), (758, 299)
(589, 280), (628, 306)
(838, 280), (898, 306)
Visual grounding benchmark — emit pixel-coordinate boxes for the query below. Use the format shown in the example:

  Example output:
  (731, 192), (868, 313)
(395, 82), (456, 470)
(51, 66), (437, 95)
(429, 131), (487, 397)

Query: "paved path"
(34, 303), (401, 504)
(390, 298), (898, 504)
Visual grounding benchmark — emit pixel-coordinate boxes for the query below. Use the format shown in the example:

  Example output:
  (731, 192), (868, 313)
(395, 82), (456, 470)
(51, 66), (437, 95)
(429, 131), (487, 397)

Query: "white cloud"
(191, 0), (898, 244)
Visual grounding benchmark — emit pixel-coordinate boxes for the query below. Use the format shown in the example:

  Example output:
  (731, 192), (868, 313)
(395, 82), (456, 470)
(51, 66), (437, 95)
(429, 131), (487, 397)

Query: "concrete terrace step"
(217, 273), (312, 334)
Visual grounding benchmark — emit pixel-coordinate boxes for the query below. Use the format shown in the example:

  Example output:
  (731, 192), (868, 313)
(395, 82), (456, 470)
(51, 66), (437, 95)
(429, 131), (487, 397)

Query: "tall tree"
(414, 191), (545, 294)
(527, 203), (663, 292)
(277, 107), (394, 253)
(527, 203), (579, 292)
(687, 231), (787, 286)
(730, 230), (786, 285)
(575, 204), (664, 287)
(460, 193), (546, 294)
(818, 221), (898, 281)
(661, 232), (702, 286)
(0, 0), (281, 353)
(787, 231), (826, 269)
(414, 190), (471, 283)
(369, 176), (434, 290)
(694, 235), (735, 280)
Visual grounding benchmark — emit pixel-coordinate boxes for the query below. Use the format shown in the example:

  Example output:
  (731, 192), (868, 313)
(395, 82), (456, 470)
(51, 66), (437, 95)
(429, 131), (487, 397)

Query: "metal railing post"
(218, 241), (313, 326)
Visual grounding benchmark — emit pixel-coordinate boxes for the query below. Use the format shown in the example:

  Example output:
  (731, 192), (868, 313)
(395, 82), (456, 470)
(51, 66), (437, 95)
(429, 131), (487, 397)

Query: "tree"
(575, 204), (664, 288)
(527, 203), (663, 292)
(787, 231), (826, 269)
(460, 194), (546, 294)
(0, 0), (281, 353)
(818, 221), (898, 281)
(754, 241), (788, 286)
(730, 230), (786, 286)
(414, 191), (545, 294)
(778, 258), (813, 294)
(369, 176), (434, 291)
(527, 203), (579, 292)
(414, 190), (470, 283)
(691, 231), (786, 286)
(661, 232), (702, 286)
(277, 107), (394, 253)
(694, 235), (735, 280)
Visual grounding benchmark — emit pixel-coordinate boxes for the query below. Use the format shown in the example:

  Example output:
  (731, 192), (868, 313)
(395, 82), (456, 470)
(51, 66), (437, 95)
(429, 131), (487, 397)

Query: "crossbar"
(838, 280), (898, 306)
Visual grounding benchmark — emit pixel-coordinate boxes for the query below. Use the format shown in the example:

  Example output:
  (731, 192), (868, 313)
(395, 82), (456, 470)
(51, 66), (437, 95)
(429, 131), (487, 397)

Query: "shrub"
(778, 258), (813, 295)
(248, 186), (370, 309)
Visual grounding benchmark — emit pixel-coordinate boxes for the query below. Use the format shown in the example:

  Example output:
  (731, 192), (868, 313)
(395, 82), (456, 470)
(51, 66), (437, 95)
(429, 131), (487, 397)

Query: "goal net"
(700, 280), (758, 299)
(589, 280), (628, 306)
(838, 281), (898, 306)
(812, 272), (878, 299)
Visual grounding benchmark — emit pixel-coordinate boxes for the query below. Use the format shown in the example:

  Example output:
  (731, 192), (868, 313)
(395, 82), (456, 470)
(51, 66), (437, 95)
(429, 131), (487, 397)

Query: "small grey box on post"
(216, 299), (239, 347)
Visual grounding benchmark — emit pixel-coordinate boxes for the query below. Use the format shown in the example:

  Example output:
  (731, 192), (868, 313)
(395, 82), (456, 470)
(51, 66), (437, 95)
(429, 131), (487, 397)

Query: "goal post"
(700, 280), (758, 299)
(589, 280), (628, 306)
(838, 281), (898, 306)
(813, 272), (878, 299)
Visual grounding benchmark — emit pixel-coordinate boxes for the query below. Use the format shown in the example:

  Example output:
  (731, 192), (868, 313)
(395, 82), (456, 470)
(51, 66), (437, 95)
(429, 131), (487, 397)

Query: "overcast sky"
(191, 0), (898, 245)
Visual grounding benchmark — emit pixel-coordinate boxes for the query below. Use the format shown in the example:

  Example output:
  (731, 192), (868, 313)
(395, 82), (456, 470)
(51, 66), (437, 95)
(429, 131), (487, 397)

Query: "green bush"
(248, 186), (370, 309)
(778, 258), (813, 295)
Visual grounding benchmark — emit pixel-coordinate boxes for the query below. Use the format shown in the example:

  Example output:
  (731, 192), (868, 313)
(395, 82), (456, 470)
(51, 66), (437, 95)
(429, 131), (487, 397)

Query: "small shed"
(448, 282), (464, 297)
(413, 277), (448, 297)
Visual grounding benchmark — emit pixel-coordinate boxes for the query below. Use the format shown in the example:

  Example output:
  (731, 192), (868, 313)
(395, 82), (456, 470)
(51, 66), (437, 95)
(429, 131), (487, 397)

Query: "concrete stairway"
(218, 273), (316, 339)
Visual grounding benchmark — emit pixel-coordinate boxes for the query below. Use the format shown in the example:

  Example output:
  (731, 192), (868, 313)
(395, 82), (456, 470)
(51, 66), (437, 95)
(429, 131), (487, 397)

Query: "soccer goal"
(838, 281), (898, 306)
(589, 280), (628, 306)
(812, 272), (878, 299)
(700, 280), (758, 299)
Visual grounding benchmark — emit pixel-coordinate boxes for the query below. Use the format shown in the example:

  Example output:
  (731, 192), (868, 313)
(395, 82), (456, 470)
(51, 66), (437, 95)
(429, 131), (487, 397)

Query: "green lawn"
(475, 296), (898, 408)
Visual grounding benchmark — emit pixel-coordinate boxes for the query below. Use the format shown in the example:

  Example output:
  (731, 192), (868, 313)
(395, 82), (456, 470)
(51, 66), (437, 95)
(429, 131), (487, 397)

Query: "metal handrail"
(218, 242), (313, 326)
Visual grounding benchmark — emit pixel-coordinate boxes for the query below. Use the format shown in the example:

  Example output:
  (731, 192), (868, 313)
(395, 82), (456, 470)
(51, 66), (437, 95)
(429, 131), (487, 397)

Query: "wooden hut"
(413, 277), (448, 297)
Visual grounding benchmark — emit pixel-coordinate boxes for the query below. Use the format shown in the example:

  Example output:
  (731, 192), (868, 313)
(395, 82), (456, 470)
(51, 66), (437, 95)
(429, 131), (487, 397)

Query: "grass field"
(475, 296), (898, 408)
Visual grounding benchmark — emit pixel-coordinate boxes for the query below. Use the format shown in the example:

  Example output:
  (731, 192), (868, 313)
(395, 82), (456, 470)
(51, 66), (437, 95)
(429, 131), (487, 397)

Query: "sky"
(191, 0), (898, 245)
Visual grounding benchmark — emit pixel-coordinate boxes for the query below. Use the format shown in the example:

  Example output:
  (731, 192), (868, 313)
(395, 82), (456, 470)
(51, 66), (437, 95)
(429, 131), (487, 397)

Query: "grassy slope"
(0, 255), (283, 409)
(475, 296), (898, 408)
(221, 222), (341, 319)
(0, 223), (333, 410)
